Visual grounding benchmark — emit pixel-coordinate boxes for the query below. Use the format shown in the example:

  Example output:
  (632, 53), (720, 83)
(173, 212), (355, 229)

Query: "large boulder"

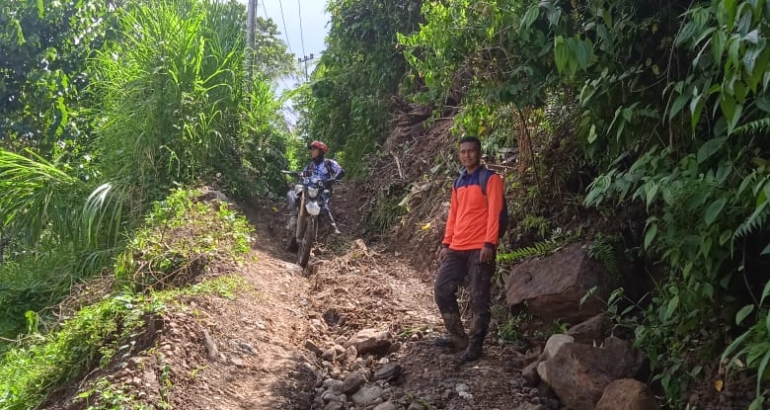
(595, 379), (660, 410)
(505, 243), (609, 323)
(567, 313), (611, 344)
(542, 337), (646, 410)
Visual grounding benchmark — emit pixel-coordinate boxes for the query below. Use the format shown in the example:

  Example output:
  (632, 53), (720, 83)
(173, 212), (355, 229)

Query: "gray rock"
(567, 313), (610, 344)
(305, 339), (323, 356)
(521, 404), (547, 410)
(522, 361), (540, 387)
(323, 344), (346, 361)
(455, 383), (470, 393)
(505, 243), (610, 323)
(595, 379), (660, 410)
(351, 385), (384, 406)
(324, 402), (345, 410)
(341, 371), (366, 395)
(374, 363), (402, 381)
(542, 334), (574, 361)
(323, 378), (344, 394)
(543, 339), (645, 410)
(346, 328), (392, 356)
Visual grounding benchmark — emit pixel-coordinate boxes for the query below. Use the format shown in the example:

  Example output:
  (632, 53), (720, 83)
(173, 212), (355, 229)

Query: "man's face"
(458, 141), (480, 169)
(310, 147), (321, 159)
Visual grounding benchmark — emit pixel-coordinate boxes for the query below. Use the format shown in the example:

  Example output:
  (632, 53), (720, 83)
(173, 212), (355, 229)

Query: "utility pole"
(298, 54), (314, 80)
(247, 0), (258, 85)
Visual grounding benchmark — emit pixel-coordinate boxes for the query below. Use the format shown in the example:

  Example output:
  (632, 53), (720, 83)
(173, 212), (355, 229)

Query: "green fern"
(735, 201), (769, 238)
(733, 117), (770, 135)
(588, 238), (620, 277)
(497, 239), (561, 263)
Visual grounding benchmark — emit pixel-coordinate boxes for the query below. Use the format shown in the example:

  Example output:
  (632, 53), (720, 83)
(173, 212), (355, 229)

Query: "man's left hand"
(480, 246), (494, 264)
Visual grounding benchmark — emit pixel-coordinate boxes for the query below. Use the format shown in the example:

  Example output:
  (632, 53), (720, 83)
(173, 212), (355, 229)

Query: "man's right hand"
(440, 246), (450, 261)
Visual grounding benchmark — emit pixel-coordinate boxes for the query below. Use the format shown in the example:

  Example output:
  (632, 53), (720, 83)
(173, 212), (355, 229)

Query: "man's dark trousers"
(434, 248), (495, 346)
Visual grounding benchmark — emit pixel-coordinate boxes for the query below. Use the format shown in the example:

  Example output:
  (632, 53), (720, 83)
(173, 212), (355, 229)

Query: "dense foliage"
(295, 0), (422, 175)
(0, 0), (293, 342)
(305, 0), (770, 407)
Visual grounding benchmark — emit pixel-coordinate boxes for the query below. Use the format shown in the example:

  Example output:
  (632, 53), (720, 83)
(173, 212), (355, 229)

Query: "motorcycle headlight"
(307, 187), (319, 198)
(306, 201), (321, 216)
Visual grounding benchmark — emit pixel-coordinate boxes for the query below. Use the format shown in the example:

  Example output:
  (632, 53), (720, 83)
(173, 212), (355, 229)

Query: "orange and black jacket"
(442, 167), (504, 251)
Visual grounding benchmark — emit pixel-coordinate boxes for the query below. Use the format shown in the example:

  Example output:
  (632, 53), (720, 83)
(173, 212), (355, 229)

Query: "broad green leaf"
(675, 21), (698, 46)
(691, 93), (705, 131)
(722, 331), (751, 359)
(683, 261), (693, 279)
(521, 6), (539, 30)
(756, 97), (770, 113)
(760, 280), (770, 305)
(665, 295), (679, 321)
(645, 223), (658, 249)
(701, 236), (713, 257)
(756, 351), (770, 397)
(574, 39), (593, 70)
(646, 183), (659, 208)
(712, 30), (727, 62)
(705, 198), (727, 226)
(743, 44), (762, 75)
(736, 304), (754, 325)
(697, 137), (727, 163)
(720, 230), (733, 245)
(37, 0), (44, 18)
(669, 93), (689, 119)
(725, 0), (738, 30)
(719, 94), (739, 133)
(762, 242), (770, 256)
(554, 36), (568, 73)
(587, 124), (597, 143)
(547, 6), (561, 26)
(662, 186), (674, 205)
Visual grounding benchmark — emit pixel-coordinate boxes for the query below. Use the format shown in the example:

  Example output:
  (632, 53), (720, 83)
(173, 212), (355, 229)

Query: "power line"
(246, 0), (257, 84)
(260, 0), (268, 22)
(296, 0), (314, 80)
(276, 0), (294, 55)
(297, 0), (307, 60)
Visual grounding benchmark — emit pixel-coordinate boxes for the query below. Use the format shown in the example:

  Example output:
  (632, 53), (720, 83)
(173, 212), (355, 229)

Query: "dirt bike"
(283, 170), (340, 268)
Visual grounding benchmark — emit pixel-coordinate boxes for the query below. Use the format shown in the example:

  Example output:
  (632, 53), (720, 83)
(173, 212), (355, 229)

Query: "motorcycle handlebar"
(281, 170), (311, 177)
(281, 171), (342, 186)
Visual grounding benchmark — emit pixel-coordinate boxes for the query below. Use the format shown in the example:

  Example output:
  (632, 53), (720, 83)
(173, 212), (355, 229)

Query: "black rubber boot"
(434, 312), (468, 351)
(457, 338), (483, 363)
(456, 321), (487, 363)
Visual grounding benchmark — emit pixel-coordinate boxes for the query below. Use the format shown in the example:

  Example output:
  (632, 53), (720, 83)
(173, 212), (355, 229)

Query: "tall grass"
(0, 0), (290, 343)
(90, 0), (255, 200)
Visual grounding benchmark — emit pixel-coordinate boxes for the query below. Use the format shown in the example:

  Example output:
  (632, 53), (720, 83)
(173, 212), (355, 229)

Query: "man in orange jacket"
(434, 136), (504, 363)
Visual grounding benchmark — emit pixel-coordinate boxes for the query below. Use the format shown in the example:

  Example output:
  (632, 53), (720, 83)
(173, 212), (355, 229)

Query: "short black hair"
(458, 136), (481, 151)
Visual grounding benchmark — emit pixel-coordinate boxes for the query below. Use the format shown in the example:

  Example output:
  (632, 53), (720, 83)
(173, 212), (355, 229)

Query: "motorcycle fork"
(295, 192), (307, 241)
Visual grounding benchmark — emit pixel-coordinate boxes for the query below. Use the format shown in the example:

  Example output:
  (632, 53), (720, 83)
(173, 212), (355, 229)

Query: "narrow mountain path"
(197, 191), (558, 410)
(53, 189), (555, 410)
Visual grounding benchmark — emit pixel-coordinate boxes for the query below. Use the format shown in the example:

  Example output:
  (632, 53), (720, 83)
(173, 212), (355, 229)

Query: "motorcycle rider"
(303, 141), (345, 188)
(286, 141), (344, 240)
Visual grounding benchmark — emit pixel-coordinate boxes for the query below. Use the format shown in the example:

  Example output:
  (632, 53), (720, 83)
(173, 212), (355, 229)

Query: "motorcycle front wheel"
(297, 216), (316, 268)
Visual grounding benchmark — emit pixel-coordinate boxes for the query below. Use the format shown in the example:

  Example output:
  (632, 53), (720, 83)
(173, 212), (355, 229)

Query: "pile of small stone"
(306, 328), (410, 410)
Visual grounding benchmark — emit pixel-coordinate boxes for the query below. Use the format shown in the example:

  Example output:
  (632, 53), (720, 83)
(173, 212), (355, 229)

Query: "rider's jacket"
(303, 158), (344, 181)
